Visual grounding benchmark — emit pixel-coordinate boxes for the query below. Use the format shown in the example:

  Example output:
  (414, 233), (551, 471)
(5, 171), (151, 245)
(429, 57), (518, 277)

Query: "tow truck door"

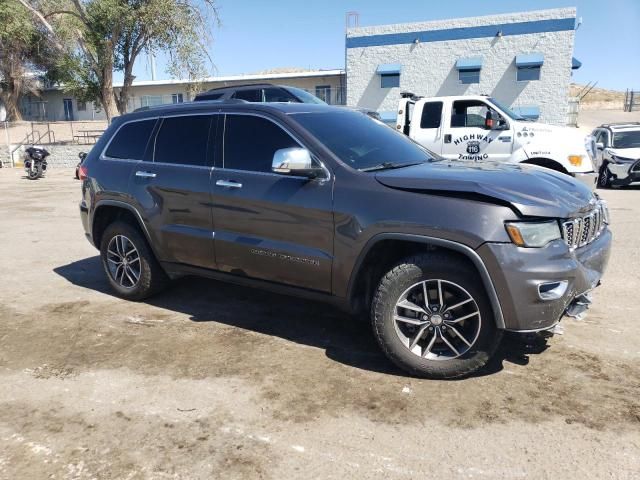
(409, 99), (444, 155)
(440, 99), (513, 162)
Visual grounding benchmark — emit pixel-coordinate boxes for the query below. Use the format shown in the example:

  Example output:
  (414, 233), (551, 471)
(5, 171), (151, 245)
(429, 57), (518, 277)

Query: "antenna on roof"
(346, 11), (359, 30)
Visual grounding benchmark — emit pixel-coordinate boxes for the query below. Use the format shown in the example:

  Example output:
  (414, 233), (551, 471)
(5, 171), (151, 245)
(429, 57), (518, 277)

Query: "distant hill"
(570, 84), (625, 104)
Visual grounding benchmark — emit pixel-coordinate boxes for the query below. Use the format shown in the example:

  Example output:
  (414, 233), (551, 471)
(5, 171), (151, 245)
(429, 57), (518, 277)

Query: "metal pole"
(3, 121), (10, 167)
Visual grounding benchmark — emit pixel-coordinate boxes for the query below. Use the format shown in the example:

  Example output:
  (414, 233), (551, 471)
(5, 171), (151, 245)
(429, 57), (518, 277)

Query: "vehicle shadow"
(54, 256), (550, 379)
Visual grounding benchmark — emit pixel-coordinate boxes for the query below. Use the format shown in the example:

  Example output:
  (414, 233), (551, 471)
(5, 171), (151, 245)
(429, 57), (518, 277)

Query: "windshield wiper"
(359, 161), (427, 172)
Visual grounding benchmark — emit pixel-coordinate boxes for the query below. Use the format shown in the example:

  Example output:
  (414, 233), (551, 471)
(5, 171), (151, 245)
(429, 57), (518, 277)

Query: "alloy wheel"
(106, 235), (141, 288)
(393, 279), (481, 360)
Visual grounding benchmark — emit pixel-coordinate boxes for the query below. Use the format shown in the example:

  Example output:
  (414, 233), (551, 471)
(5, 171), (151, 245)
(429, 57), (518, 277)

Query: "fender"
(92, 199), (157, 255)
(347, 233), (506, 329)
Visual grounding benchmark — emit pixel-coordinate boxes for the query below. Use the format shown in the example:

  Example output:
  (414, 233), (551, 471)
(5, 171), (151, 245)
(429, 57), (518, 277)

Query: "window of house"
(154, 115), (212, 166)
(315, 85), (331, 103)
(516, 66), (541, 82)
(140, 95), (164, 107)
(104, 119), (156, 160)
(223, 115), (299, 172)
(420, 102), (443, 129)
(380, 73), (400, 89)
(458, 69), (481, 84)
(171, 93), (184, 104)
(77, 101), (87, 111)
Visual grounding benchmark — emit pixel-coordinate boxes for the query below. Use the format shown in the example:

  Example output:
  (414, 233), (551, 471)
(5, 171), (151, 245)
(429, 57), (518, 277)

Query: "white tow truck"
(396, 94), (597, 189)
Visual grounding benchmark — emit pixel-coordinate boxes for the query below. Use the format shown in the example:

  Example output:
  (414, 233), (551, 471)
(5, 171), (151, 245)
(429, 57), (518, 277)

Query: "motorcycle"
(24, 146), (50, 180)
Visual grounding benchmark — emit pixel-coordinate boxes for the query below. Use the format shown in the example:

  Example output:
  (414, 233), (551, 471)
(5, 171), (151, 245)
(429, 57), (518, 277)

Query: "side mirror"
(595, 142), (604, 150)
(484, 111), (495, 130)
(272, 148), (323, 178)
(485, 111), (506, 130)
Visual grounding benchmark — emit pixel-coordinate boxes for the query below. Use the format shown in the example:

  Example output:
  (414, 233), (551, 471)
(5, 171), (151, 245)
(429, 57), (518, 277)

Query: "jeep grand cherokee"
(78, 101), (611, 379)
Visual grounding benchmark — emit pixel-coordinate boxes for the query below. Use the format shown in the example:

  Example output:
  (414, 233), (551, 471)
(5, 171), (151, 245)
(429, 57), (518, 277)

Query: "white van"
(396, 94), (596, 189)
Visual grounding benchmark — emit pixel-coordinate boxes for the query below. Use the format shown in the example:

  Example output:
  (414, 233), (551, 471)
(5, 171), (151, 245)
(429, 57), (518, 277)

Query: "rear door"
(409, 100), (444, 154)
(128, 113), (217, 270)
(440, 99), (513, 162)
(210, 112), (334, 292)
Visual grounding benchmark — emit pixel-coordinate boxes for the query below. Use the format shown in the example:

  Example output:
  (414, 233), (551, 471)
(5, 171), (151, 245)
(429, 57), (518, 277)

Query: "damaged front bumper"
(477, 228), (612, 332)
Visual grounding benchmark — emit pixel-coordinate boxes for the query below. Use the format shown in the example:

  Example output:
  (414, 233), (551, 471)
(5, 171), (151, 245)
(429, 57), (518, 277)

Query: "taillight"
(78, 165), (89, 181)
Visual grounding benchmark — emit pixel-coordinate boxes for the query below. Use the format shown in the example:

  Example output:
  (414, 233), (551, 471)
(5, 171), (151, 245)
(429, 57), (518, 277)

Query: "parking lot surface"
(1, 168), (638, 479)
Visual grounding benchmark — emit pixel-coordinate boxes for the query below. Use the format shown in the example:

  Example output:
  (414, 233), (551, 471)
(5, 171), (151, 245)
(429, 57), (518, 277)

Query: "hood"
(608, 147), (640, 160)
(375, 160), (595, 218)
(514, 120), (591, 146)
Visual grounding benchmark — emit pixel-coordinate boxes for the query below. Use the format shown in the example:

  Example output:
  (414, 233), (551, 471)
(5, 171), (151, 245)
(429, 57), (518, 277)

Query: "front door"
(440, 99), (513, 163)
(63, 98), (74, 121)
(128, 114), (217, 270)
(210, 113), (334, 292)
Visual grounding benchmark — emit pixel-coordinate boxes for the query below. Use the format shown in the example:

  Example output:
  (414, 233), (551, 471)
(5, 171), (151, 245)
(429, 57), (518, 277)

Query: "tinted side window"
(263, 88), (297, 102)
(420, 102), (443, 129)
(154, 115), (212, 166)
(105, 119), (156, 159)
(224, 115), (298, 172)
(232, 89), (262, 102)
(202, 92), (223, 100)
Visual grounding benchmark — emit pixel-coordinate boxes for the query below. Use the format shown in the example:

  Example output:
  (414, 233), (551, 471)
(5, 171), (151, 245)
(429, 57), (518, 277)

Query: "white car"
(591, 123), (640, 188)
(396, 95), (597, 190)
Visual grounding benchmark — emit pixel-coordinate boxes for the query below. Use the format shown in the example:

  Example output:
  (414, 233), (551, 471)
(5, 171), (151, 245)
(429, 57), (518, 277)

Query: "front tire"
(598, 164), (612, 189)
(100, 221), (168, 300)
(371, 253), (502, 379)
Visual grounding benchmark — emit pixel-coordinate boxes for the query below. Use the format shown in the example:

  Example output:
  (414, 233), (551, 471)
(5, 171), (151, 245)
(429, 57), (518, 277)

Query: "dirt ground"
(0, 168), (638, 479)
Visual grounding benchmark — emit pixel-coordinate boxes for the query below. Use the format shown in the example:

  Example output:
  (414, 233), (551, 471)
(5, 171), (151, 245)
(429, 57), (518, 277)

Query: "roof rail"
(133, 98), (248, 112)
(601, 122), (640, 128)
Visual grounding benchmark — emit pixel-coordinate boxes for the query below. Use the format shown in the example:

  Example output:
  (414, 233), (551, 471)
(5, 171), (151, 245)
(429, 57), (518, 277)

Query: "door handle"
(135, 171), (157, 178)
(444, 134), (452, 144)
(216, 180), (243, 189)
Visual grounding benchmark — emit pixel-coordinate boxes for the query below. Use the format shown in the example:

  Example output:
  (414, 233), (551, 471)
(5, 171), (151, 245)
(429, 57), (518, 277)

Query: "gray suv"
(79, 101), (612, 379)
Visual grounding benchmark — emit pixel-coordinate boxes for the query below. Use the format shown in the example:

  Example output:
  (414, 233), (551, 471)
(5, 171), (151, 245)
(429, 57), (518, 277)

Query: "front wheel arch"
(346, 234), (506, 330)
(521, 157), (569, 175)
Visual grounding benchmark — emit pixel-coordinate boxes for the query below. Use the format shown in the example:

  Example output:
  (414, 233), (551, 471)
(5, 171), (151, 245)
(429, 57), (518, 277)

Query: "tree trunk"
(99, 63), (118, 122)
(0, 58), (24, 121)
(115, 71), (135, 115)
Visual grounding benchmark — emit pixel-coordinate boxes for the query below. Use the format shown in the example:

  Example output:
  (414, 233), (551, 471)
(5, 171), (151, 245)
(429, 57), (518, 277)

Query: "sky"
(124, 0), (640, 91)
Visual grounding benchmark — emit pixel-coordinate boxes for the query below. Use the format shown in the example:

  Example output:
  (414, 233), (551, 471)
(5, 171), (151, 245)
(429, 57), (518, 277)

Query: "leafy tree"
(18, 0), (218, 121)
(0, 0), (58, 121)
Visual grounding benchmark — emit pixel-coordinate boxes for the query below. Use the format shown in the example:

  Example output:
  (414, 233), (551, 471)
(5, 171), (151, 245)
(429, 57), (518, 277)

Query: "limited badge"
(466, 140), (480, 154)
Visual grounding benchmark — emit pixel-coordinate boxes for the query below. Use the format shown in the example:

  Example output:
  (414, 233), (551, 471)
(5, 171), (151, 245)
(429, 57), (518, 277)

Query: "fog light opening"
(538, 280), (569, 301)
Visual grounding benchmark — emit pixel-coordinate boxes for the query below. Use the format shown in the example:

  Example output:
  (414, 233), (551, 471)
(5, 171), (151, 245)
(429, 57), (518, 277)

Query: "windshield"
(286, 87), (327, 105)
(488, 98), (527, 121)
(613, 131), (640, 149)
(291, 110), (438, 170)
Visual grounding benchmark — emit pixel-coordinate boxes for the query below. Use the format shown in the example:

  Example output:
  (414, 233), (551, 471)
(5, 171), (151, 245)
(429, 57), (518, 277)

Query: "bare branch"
(15, 0), (65, 52)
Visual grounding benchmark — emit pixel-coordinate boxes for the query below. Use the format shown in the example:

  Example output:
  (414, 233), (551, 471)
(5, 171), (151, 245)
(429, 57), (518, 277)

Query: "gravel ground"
(0, 168), (638, 479)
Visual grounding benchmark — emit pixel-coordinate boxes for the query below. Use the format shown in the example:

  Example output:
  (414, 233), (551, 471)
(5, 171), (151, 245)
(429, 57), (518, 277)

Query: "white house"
(345, 7), (581, 125)
(20, 69), (345, 121)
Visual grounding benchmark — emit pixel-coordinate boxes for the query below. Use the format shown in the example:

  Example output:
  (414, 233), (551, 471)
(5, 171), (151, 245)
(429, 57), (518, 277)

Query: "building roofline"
(44, 69), (345, 91)
(347, 7), (577, 35)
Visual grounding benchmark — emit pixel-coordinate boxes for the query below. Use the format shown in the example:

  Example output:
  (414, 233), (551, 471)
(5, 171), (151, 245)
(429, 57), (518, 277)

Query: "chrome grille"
(562, 201), (609, 250)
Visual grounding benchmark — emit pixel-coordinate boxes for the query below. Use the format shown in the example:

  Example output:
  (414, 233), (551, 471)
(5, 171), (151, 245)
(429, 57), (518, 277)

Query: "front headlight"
(611, 154), (635, 164)
(505, 221), (561, 247)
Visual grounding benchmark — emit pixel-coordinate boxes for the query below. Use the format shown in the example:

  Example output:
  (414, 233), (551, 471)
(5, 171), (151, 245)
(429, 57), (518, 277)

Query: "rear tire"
(371, 253), (502, 379)
(100, 221), (168, 300)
